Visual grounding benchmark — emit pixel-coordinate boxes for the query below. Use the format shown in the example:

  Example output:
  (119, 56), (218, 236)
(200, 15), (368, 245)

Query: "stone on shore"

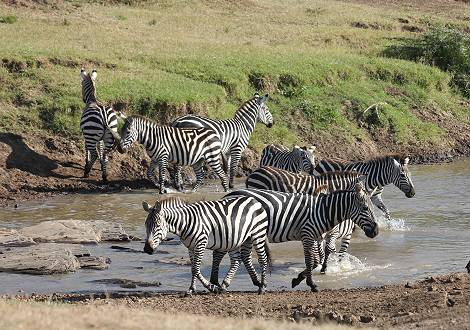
(0, 243), (80, 275)
(77, 256), (111, 270)
(18, 220), (135, 244)
(0, 228), (36, 247)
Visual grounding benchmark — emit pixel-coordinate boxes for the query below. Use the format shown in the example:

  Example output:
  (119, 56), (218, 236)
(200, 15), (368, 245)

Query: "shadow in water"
(0, 133), (72, 179)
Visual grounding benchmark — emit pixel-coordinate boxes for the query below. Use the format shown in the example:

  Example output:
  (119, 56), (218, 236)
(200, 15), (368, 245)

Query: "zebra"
(80, 68), (124, 183)
(246, 166), (362, 194)
(172, 93), (273, 189)
(260, 144), (316, 174)
(142, 196), (270, 295)
(109, 115), (229, 193)
(246, 166), (366, 273)
(313, 155), (415, 219)
(210, 180), (378, 292)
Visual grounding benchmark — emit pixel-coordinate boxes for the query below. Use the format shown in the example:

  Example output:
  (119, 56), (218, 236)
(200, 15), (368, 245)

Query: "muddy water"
(0, 160), (469, 294)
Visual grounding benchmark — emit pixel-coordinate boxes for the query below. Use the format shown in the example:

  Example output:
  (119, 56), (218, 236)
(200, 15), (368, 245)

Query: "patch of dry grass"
(0, 299), (350, 330)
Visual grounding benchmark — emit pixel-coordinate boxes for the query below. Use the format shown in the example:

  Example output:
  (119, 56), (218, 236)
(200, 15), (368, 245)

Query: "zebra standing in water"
(210, 180), (378, 292)
(313, 155), (415, 219)
(80, 68), (123, 183)
(172, 93), (273, 189)
(260, 144), (316, 174)
(109, 115), (228, 193)
(142, 196), (270, 295)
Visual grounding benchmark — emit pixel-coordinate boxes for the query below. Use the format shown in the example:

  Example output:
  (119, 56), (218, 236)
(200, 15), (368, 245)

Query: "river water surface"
(0, 160), (469, 294)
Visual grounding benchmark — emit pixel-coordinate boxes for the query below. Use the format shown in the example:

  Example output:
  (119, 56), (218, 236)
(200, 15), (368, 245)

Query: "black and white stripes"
(142, 196), (270, 294)
(260, 144), (316, 174)
(110, 115), (228, 193)
(79, 68), (120, 183)
(172, 93), (273, 188)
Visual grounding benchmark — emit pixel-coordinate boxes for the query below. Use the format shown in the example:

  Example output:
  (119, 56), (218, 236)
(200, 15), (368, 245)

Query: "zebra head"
(296, 145), (316, 174)
(118, 117), (139, 152)
(390, 156), (415, 198)
(142, 200), (168, 255)
(80, 68), (97, 104)
(349, 179), (378, 238)
(255, 93), (274, 128)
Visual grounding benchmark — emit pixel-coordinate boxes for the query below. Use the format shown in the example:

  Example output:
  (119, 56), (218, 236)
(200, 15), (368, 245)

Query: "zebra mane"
(235, 94), (260, 116)
(159, 197), (189, 209)
(316, 170), (361, 178)
(127, 114), (158, 124)
(320, 154), (408, 165)
(314, 184), (328, 195)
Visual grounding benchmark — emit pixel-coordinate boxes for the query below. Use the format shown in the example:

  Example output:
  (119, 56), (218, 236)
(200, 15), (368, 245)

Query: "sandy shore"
(4, 272), (469, 329)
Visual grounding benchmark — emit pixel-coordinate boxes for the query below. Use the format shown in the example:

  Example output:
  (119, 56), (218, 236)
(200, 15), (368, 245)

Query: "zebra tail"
(221, 153), (229, 175)
(265, 239), (273, 276)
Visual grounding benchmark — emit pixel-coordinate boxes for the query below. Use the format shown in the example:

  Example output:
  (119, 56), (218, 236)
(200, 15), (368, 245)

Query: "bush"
(0, 15), (18, 24)
(383, 26), (470, 96)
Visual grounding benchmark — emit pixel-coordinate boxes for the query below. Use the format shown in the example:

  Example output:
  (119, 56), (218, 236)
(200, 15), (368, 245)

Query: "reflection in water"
(0, 159), (469, 294)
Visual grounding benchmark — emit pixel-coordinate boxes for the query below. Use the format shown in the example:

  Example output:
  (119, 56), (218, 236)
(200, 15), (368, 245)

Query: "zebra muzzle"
(143, 242), (154, 255)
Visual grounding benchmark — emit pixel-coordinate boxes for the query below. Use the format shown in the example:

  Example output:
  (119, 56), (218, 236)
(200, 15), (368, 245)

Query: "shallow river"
(0, 160), (469, 294)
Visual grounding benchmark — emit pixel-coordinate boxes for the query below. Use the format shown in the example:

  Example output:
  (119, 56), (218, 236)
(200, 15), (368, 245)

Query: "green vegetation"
(0, 0), (469, 155)
(0, 15), (17, 24)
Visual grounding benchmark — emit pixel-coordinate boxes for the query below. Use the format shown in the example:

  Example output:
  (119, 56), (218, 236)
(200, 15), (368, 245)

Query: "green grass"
(0, 0), (469, 152)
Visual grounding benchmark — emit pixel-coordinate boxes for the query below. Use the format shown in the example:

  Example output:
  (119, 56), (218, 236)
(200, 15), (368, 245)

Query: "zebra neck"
(163, 210), (187, 238)
(234, 103), (258, 133)
(315, 192), (352, 232)
(350, 162), (387, 188)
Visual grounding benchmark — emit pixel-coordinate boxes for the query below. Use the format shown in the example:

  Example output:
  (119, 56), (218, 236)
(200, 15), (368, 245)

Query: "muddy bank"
(0, 130), (469, 207)
(6, 272), (470, 329)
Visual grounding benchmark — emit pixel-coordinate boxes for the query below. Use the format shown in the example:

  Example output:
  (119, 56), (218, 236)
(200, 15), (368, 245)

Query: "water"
(0, 160), (469, 294)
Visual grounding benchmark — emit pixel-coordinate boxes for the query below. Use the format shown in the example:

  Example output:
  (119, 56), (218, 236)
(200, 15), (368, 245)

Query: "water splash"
(377, 215), (411, 231)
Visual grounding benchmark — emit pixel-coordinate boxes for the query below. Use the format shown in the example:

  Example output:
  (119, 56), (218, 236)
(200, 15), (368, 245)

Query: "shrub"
(383, 26), (470, 96)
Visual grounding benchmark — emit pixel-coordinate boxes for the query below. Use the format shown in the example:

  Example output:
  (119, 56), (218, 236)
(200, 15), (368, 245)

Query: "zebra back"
(260, 145), (315, 174)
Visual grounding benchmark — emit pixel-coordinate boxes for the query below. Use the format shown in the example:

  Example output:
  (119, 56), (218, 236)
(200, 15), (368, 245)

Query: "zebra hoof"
(320, 268), (327, 274)
(257, 286), (267, 295)
(310, 286), (319, 293)
(291, 278), (302, 288)
(184, 290), (194, 297)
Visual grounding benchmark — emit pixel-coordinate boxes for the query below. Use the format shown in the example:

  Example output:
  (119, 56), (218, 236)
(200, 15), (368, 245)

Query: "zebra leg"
(192, 161), (205, 192)
(228, 150), (242, 189)
(84, 148), (98, 178)
(146, 161), (159, 188)
(371, 193), (390, 219)
(302, 237), (319, 292)
(186, 250), (197, 295)
(100, 150), (109, 183)
(321, 231), (338, 274)
(292, 240), (321, 288)
(338, 233), (352, 262)
(206, 154), (229, 192)
(173, 165), (184, 191)
(158, 156), (169, 194)
(188, 242), (219, 295)
(220, 250), (242, 292)
(210, 250), (226, 286)
(240, 241), (262, 288)
(252, 238), (269, 294)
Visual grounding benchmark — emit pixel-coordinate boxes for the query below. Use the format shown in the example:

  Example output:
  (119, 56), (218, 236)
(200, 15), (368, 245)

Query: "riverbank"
(3, 272), (469, 329)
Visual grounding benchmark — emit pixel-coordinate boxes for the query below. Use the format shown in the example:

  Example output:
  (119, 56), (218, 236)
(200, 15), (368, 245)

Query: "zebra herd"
(79, 68), (415, 294)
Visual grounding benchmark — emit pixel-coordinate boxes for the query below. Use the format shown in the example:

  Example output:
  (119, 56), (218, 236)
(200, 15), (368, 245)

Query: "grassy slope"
(0, 0), (469, 159)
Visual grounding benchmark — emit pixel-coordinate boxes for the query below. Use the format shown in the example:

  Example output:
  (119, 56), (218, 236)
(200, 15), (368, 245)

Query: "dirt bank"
(0, 129), (469, 207)
(7, 272), (470, 329)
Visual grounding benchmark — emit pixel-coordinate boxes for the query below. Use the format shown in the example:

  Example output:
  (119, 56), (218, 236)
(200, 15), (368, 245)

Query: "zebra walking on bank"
(313, 155), (415, 219)
(260, 144), (316, 174)
(79, 68), (123, 183)
(172, 93), (273, 189)
(210, 181), (378, 292)
(142, 196), (270, 294)
(109, 115), (228, 193)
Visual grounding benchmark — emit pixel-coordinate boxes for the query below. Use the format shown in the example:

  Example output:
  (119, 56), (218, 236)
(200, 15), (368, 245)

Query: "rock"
(312, 309), (323, 320)
(326, 311), (342, 322)
(77, 256), (111, 270)
(0, 244), (80, 274)
(405, 282), (416, 289)
(342, 314), (359, 325)
(360, 315), (375, 323)
(19, 220), (100, 244)
(18, 220), (136, 244)
(89, 220), (131, 242)
(91, 278), (161, 289)
(0, 228), (36, 247)
(447, 297), (456, 307)
(292, 310), (301, 322)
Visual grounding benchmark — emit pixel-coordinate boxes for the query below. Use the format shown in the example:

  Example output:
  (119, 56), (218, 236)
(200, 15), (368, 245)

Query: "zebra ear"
(404, 157), (410, 165)
(80, 68), (87, 79)
(154, 201), (162, 213)
(254, 92), (260, 98)
(91, 69), (97, 80)
(142, 201), (151, 212)
(293, 145), (300, 149)
(309, 145), (316, 152)
(257, 94), (269, 105)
